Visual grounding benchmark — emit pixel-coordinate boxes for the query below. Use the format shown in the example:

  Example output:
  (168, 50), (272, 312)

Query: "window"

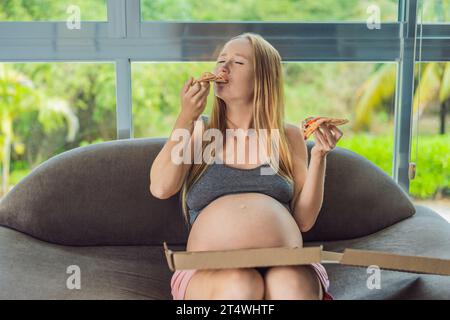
(132, 61), (396, 177)
(141, 0), (399, 22)
(0, 62), (116, 198)
(0, 0), (447, 201)
(422, 0), (449, 23)
(409, 62), (450, 199)
(0, 0), (107, 21)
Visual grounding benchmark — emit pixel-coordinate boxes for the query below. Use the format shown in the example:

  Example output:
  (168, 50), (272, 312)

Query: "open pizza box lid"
(163, 242), (450, 276)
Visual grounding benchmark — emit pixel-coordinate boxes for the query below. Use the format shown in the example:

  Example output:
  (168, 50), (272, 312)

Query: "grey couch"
(0, 137), (449, 299)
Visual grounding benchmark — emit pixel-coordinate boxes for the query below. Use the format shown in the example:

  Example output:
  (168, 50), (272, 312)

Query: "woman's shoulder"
(284, 122), (306, 149)
(284, 122), (302, 138)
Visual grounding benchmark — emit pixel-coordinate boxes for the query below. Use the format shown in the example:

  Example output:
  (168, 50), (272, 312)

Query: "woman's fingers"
(330, 125), (343, 140)
(182, 77), (194, 96)
(193, 82), (210, 104)
(320, 124), (335, 146)
(186, 81), (202, 98)
(314, 127), (326, 147)
(313, 123), (345, 156)
(182, 77), (194, 95)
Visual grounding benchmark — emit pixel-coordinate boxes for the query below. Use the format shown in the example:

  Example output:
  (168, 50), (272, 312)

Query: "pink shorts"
(170, 263), (333, 300)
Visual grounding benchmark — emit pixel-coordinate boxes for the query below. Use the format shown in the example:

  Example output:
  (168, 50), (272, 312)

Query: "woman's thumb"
(183, 77), (193, 93)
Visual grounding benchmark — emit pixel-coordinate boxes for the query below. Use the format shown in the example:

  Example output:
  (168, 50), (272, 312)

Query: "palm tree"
(353, 64), (397, 131)
(353, 0), (450, 132)
(0, 65), (79, 196)
(353, 62), (450, 132)
(412, 62), (449, 122)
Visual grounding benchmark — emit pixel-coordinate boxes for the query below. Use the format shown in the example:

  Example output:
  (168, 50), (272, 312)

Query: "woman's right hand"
(179, 76), (211, 121)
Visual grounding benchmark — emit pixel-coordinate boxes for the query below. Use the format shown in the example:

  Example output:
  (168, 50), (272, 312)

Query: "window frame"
(0, 0), (448, 194)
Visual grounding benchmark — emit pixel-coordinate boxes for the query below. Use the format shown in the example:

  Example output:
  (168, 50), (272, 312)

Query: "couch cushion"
(307, 205), (450, 299)
(0, 138), (189, 246)
(0, 205), (448, 299)
(0, 226), (172, 299)
(302, 140), (416, 241)
(0, 137), (415, 245)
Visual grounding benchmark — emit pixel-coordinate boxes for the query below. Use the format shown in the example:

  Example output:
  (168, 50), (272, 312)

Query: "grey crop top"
(186, 116), (294, 225)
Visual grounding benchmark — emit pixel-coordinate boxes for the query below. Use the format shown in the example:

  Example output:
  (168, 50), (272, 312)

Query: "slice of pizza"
(214, 71), (229, 83)
(302, 116), (349, 140)
(192, 71), (229, 85)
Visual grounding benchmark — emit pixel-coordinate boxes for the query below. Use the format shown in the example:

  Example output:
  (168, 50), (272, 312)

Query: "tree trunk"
(440, 100), (447, 135)
(2, 119), (12, 196)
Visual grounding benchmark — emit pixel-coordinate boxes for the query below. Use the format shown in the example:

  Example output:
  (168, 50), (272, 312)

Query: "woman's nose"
(217, 64), (230, 75)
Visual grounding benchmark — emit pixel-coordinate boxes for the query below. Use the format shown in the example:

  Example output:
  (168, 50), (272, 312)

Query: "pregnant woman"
(150, 33), (343, 300)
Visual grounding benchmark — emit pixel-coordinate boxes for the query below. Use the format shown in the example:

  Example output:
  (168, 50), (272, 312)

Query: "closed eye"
(216, 60), (244, 65)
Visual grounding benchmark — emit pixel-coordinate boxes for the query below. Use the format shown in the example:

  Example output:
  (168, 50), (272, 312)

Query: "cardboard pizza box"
(163, 242), (450, 276)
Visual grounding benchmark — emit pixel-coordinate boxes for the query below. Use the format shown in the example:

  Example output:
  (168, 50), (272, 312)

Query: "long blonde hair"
(180, 32), (294, 229)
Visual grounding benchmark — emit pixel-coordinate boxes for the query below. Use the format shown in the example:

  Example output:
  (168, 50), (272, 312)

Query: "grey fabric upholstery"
(0, 136), (448, 299)
(0, 138), (188, 246)
(0, 205), (448, 299)
(0, 138), (415, 244)
(308, 205), (450, 299)
(302, 142), (416, 241)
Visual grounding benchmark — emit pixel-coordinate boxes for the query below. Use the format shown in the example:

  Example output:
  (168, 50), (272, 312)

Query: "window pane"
(132, 61), (396, 179)
(0, 0), (107, 21)
(0, 62), (116, 199)
(422, 0), (449, 23)
(141, 0), (398, 22)
(410, 62), (450, 203)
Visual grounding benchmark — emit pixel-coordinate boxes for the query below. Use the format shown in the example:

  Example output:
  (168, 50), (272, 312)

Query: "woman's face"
(213, 38), (255, 104)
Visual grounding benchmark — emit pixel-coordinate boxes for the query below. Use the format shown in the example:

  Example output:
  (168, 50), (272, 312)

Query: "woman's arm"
(149, 113), (200, 199)
(150, 78), (210, 199)
(293, 153), (326, 232)
(285, 124), (324, 232)
(285, 122), (342, 232)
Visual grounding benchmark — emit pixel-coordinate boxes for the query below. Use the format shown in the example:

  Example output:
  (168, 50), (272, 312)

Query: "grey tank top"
(186, 116), (294, 225)
(186, 163), (294, 225)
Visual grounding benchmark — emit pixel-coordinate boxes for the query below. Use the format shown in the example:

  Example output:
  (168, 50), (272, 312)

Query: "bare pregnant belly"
(186, 193), (303, 252)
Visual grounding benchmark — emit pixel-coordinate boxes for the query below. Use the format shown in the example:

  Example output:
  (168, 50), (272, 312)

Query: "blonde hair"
(180, 32), (294, 229)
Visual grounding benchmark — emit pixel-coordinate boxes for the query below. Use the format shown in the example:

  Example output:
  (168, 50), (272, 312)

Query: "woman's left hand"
(310, 124), (343, 159)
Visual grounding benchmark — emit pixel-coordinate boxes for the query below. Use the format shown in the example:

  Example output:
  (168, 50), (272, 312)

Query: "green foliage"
(421, 0), (450, 23)
(141, 0), (398, 21)
(409, 135), (450, 199)
(9, 168), (29, 185)
(0, 0), (448, 200)
(12, 62), (116, 165)
(353, 64), (397, 131)
(0, 0), (107, 21)
(338, 134), (450, 199)
(79, 138), (105, 147)
(132, 62), (216, 138)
